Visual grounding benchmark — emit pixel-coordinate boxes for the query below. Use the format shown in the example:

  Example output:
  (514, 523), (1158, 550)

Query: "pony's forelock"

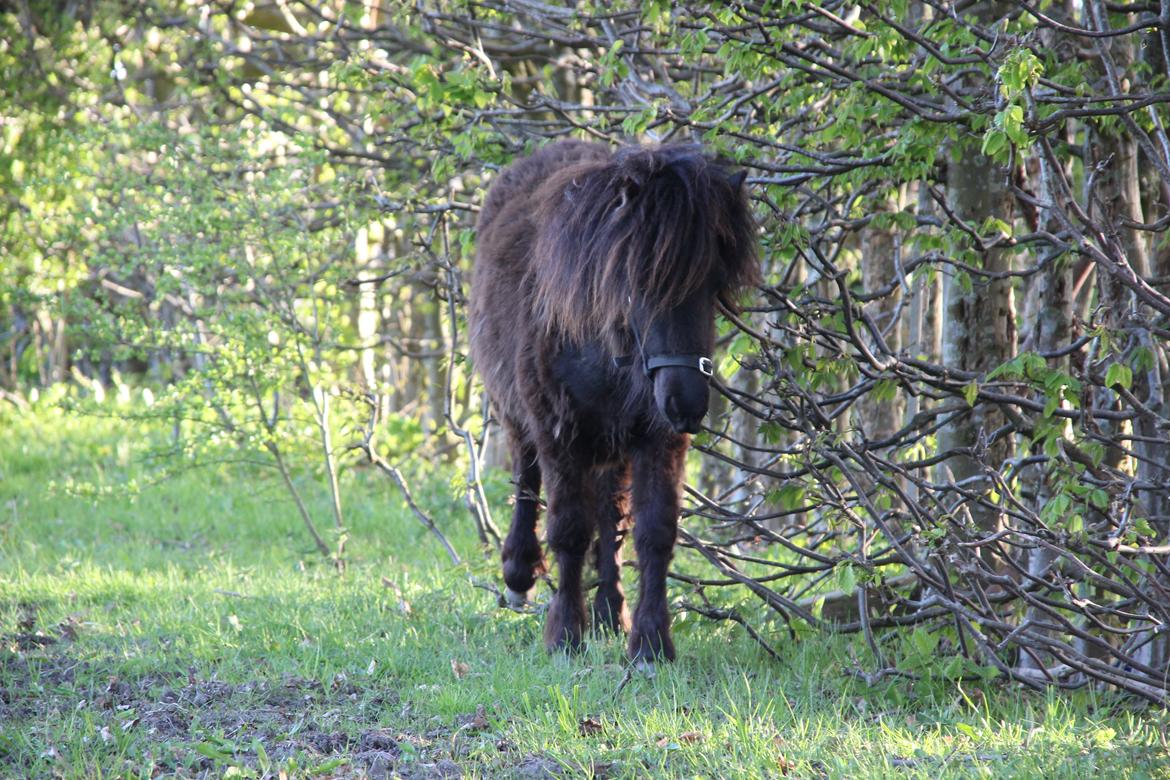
(529, 144), (758, 349)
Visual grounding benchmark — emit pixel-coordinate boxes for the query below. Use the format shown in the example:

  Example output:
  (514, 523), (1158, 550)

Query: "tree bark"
(939, 146), (1017, 559)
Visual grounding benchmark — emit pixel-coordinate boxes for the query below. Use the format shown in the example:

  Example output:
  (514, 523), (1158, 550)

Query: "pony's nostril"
(662, 394), (707, 433)
(669, 415), (703, 434)
(669, 402), (702, 432)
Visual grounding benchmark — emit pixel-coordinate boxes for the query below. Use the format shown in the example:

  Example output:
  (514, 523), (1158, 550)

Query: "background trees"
(4, 1), (1170, 703)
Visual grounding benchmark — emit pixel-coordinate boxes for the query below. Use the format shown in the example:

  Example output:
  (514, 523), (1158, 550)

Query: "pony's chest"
(550, 344), (645, 433)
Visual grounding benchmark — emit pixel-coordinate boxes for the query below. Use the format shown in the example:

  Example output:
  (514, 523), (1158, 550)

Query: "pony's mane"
(529, 143), (759, 348)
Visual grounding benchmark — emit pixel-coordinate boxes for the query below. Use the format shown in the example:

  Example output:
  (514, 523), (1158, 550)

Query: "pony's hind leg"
(501, 437), (544, 606)
(543, 464), (595, 653)
(592, 462), (631, 634)
(628, 438), (688, 663)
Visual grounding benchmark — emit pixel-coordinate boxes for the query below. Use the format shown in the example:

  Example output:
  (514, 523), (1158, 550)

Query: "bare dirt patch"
(0, 639), (556, 777)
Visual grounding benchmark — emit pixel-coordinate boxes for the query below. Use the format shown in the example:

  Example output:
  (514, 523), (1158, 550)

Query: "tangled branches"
(408, 1), (1170, 703)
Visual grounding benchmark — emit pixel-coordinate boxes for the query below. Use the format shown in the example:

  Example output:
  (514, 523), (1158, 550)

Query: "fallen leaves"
(774, 736), (796, 775)
(656, 731), (704, 749)
(578, 716), (604, 736)
(456, 704), (490, 731)
(4, 606), (85, 651)
(450, 659), (470, 679)
(381, 577), (412, 615)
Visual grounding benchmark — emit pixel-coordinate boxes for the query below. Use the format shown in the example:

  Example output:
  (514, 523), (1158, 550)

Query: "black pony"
(469, 140), (758, 662)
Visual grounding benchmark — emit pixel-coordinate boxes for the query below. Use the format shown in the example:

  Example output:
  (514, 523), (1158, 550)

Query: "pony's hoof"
(628, 625), (676, 664)
(544, 594), (586, 654)
(504, 586), (530, 607)
(592, 604), (630, 635)
(545, 634), (586, 655)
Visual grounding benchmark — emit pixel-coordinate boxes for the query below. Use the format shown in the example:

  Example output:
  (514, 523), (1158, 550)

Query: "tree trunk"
(939, 145), (1017, 560)
(860, 195), (904, 443)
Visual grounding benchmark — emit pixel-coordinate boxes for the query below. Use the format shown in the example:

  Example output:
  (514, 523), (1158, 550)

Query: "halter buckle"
(698, 357), (714, 377)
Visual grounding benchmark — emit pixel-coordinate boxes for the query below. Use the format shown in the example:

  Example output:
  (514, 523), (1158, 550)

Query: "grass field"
(1, 400), (1168, 778)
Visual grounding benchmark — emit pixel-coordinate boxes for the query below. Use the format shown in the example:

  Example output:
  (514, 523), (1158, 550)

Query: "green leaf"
(1134, 518), (1156, 538)
(1083, 440), (1106, 467)
(1002, 104), (1027, 145)
(195, 742), (233, 763)
(998, 47), (1045, 96)
(872, 378), (897, 402)
(962, 382), (979, 407)
(1105, 363), (1132, 391)
(1042, 394), (1060, 418)
(1091, 727), (1117, 748)
(598, 40), (626, 87)
(910, 627), (939, 657)
(981, 216), (1012, 239)
(307, 758), (349, 773)
(1041, 493), (1072, 524)
(1024, 353), (1048, 377)
(981, 129), (1006, 157)
(987, 355), (1022, 380)
(836, 562), (858, 596)
(776, 482), (806, 512)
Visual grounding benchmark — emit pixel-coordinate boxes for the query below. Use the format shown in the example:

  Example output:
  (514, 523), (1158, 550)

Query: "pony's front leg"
(543, 465), (595, 654)
(628, 438), (687, 663)
(501, 438), (544, 606)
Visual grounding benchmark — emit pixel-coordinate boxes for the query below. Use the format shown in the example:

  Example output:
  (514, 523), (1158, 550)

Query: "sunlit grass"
(1, 399), (1167, 777)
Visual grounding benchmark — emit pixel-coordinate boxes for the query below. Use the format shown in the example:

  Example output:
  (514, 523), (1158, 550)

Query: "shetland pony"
(469, 140), (758, 661)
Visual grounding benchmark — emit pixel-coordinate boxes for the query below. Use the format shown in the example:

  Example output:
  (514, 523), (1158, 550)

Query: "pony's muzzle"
(656, 368), (710, 434)
(668, 413), (704, 435)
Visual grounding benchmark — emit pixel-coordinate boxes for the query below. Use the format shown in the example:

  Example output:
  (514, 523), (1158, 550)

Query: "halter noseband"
(645, 354), (714, 376)
(612, 325), (714, 378)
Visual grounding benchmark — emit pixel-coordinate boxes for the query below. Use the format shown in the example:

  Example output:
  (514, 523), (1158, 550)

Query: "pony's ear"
(728, 170), (748, 191)
(616, 178), (640, 210)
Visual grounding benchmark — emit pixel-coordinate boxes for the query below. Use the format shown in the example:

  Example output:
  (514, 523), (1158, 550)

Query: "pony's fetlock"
(592, 586), (630, 634)
(544, 591), (587, 654)
(501, 543), (544, 596)
(628, 616), (676, 663)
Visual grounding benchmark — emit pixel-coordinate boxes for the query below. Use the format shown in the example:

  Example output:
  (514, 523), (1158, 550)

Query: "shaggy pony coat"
(470, 140), (757, 660)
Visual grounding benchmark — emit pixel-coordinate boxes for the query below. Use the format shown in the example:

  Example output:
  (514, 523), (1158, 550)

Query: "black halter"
(612, 326), (714, 378)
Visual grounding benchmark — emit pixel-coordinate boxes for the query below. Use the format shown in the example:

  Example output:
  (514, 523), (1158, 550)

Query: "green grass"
(1, 400), (1168, 778)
